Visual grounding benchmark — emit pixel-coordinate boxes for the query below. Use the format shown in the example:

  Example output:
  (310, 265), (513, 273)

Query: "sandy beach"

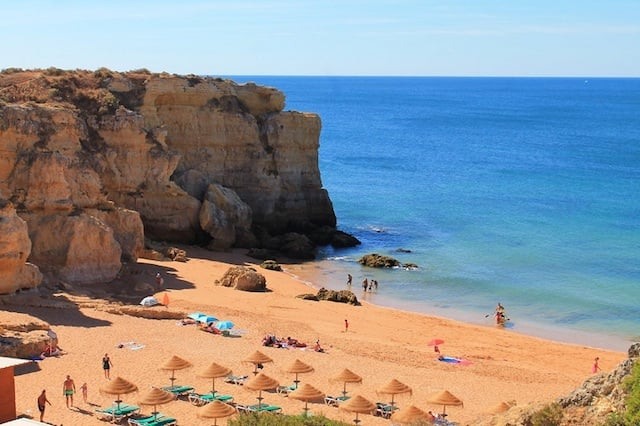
(10, 247), (625, 425)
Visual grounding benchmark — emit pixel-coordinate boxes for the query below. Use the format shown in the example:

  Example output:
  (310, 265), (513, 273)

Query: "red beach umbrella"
(427, 338), (445, 346)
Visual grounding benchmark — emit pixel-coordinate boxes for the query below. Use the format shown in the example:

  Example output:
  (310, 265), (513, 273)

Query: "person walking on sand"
(80, 382), (88, 403)
(63, 375), (76, 408)
(102, 353), (113, 379)
(592, 357), (602, 373)
(346, 273), (352, 286)
(155, 272), (164, 289)
(37, 390), (51, 422)
(344, 319), (349, 332)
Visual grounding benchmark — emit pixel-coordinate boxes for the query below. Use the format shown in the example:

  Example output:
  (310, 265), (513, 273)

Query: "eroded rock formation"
(215, 266), (267, 292)
(0, 68), (339, 293)
(0, 200), (42, 292)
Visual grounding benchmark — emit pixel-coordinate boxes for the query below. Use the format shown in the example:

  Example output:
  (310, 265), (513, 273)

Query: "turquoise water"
(232, 76), (640, 351)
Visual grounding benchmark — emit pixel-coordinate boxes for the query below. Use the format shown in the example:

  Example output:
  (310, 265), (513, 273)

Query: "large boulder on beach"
(215, 266), (267, 292)
(316, 288), (360, 306)
(358, 253), (400, 268)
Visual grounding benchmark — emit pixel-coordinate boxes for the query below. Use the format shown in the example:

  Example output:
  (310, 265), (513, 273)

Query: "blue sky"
(1, 0), (639, 76)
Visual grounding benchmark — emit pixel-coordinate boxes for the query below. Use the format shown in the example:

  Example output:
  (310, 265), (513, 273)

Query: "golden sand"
(13, 247), (625, 425)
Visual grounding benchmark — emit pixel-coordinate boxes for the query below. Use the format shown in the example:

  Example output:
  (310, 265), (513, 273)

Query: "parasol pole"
(342, 382), (348, 398)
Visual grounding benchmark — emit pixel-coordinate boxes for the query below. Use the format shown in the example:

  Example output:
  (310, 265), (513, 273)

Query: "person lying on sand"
(200, 322), (221, 334)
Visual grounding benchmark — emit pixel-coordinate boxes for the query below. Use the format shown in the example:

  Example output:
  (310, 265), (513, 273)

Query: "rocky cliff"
(0, 68), (338, 293)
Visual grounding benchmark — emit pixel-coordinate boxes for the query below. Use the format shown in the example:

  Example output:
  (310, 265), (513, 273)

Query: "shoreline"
(11, 247), (627, 426)
(283, 258), (633, 352)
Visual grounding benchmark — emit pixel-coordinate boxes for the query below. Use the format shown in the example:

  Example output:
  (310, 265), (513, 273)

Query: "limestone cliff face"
(0, 68), (336, 292)
(0, 201), (42, 294)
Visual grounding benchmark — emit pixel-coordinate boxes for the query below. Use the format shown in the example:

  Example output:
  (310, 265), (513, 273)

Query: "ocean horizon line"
(224, 74), (640, 79)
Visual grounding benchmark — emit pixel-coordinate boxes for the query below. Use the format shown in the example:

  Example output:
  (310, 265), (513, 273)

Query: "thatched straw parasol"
(330, 368), (363, 398)
(197, 400), (237, 425)
(198, 362), (232, 395)
(284, 358), (314, 388)
(339, 394), (376, 425)
(242, 350), (273, 375)
(390, 405), (434, 424)
(289, 383), (325, 416)
(137, 387), (175, 421)
(376, 378), (412, 407)
(244, 373), (279, 409)
(487, 401), (514, 414)
(427, 390), (463, 416)
(99, 377), (138, 412)
(159, 355), (193, 387)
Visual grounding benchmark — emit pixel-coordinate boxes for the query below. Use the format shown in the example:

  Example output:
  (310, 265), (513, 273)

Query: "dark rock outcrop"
(358, 253), (401, 268)
(316, 287), (360, 306)
(260, 260), (282, 271)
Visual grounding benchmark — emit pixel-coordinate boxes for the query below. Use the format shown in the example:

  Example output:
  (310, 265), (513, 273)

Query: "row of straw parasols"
(101, 352), (478, 425)
(99, 377), (235, 425)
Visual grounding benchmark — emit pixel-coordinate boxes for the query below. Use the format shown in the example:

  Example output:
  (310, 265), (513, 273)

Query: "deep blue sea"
(231, 76), (640, 351)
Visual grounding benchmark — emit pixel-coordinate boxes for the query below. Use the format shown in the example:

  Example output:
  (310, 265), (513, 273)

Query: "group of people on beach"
(346, 274), (379, 292)
(36, 353), (112, 422)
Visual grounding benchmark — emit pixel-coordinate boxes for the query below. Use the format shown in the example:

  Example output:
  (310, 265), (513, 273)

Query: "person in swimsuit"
(63, 375), (76, 408)
(37, 389), (51, 422)
(102, 353), (113, 379)
(81, 382), (88, 403)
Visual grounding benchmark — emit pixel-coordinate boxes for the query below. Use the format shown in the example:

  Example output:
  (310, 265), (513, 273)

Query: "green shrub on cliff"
(621, 360), (640, 425)
(529, 402), (563, 426)
(228, 413), (349, 425)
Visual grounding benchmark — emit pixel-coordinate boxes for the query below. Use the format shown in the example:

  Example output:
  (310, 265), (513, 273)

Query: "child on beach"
(80, 382), (88, 403)
(592, 357), (601, 373)
(344, 319), (349, 332)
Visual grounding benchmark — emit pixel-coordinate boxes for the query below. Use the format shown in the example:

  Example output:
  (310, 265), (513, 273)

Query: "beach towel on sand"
(439, 356), (472, 365)
(140, 296), (159, 307)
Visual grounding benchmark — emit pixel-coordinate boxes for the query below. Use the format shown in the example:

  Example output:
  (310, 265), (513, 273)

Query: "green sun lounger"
(247, 403), (283, 413)
(138, 417), (177, 426)
(276, 383), (297, 395)
(96, 403), (140, 422)
(162, 384), (194, 396)
(188, 391), (234, 406)
(324, 395), (350, 407)
(375, 402), (398, 419)
(128, 413), (167, 426)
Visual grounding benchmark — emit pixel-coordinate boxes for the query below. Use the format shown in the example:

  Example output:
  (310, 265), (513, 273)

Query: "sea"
(230, 76), (640, 352)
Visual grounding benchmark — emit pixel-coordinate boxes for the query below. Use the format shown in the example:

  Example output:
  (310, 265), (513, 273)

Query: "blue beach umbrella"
(214, 321), (234, 331)
(188, 312), (218, 323)
(188, 312), (204, 321)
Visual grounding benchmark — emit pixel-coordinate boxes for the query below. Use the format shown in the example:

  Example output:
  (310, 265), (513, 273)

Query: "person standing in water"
(346, 274), (352, 286)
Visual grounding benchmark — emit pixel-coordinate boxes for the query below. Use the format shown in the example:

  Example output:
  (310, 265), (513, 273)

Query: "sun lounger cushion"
(276, 384), (297, 395)
(188, 392), (234, 406)
(237, 403), (282, 413)
(248, 403), (282, 413)
(162, 384), (194, 395)
(142, 417), (177, 426)
(324, 395), (350, 407)
(224, 374), (248, 385)
(96, 403), (140, 421)
(128, 414), (167, 426)
(375, 402), (398, 419)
